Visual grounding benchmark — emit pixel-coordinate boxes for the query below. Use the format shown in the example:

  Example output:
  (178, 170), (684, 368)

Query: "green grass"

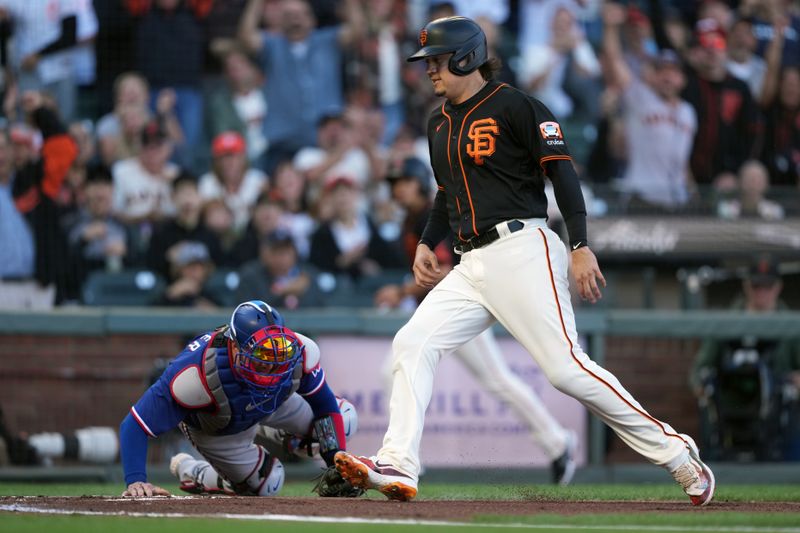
(1, 483), (798, 533)
(2, 482), (799, 502)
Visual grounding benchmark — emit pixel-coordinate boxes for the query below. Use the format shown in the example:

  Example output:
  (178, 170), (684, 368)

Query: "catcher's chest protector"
(196, 326), (304, 434)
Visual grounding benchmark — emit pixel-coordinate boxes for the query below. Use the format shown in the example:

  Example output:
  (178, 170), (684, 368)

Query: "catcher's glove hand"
(311, 465), (365, 498)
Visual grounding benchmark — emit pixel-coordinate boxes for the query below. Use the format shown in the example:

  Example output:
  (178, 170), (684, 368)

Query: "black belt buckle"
(455, 220), (524, 254)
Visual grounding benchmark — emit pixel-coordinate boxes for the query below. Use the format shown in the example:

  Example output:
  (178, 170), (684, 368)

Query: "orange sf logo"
(466, 118), (499, 165)
(419, 29), (427, 46)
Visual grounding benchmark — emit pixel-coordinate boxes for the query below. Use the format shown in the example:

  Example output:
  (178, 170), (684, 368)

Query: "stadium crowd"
(0, 0), (797, 309)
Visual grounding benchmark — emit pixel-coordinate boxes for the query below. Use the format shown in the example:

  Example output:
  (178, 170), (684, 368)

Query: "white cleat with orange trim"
(334, 451), (418, 501)
(671, 435), (715, 506)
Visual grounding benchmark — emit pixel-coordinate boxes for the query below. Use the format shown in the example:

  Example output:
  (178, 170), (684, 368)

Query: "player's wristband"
(417, 239), (434, 250)
(570, 240), (588, 251)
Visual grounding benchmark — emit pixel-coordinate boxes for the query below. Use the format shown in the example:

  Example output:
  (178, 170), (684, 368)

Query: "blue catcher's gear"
(233, 325), (304, 414)
(228, 300), (285, 347)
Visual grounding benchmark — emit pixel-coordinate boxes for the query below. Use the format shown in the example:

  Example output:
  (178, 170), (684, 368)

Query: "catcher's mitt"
(311, 466), (365, 498)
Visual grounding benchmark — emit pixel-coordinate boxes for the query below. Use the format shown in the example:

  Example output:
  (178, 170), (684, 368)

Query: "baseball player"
(335, 16), (715, 506)
(377, 157), (576, 485)
(120, 300), (360, 498)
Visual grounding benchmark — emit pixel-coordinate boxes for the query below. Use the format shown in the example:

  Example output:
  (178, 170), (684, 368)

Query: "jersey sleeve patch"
(295, 332), (321, 373)
(169, 365), (213, 408)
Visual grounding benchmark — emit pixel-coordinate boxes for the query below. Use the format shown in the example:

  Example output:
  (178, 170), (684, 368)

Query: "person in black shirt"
(333, 16), (715, 506)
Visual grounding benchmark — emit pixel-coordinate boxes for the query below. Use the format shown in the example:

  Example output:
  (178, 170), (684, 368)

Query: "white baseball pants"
(378, 219), (691, 479)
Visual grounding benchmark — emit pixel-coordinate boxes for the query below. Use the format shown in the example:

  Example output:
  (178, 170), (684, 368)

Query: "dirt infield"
(2, 496), (799, 521)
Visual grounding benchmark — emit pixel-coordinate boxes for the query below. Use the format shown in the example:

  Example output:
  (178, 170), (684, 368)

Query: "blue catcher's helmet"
(232, 324), (304, 414)
(228, 300), (284, 348)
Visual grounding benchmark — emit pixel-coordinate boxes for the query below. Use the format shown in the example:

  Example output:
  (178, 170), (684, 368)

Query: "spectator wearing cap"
(237, 0), (365, 173)
(67, 170), (129, 281)
(205, 47), (268, 166)
(375, 157), (452, 310)
(308, 176), (405, 280)
(602, 2), (697, 211)
(690, 255), (800, 459)
(235, 229), (324, 309)
(198, 131), (268, 232)
(112, 118), (180, 226)
(716, 159), (784, 220)
(147, 173), (225, 280)
(648, 1), (761, 184)
(158, 240), (220, 308)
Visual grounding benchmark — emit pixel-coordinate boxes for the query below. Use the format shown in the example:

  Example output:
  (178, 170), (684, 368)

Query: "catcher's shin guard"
(234, 445), (285, 497)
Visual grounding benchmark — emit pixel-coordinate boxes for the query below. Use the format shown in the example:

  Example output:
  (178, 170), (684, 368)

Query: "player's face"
(425, 54), (456, 97)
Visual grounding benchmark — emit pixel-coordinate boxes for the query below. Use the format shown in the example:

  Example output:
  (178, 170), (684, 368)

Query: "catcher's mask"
(232, 325), (303, 414)
(406, 16), (488, 76)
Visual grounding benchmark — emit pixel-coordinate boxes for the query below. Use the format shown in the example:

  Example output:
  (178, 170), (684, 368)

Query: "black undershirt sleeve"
(37, 15), (77, 57)
(419, 189), (450, 250)
(546, 159), (588, 249)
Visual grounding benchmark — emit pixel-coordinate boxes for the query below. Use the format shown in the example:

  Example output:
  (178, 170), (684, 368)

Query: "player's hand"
(122, 482), (171, 498)
(412, 243), (442, 288)
(571, 247), (606, 304)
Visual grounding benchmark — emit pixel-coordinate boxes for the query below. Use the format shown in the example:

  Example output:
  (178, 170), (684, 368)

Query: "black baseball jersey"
(419, 81), (586, 248)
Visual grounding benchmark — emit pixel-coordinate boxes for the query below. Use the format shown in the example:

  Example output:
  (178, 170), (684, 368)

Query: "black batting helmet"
(407, 16), (488, 76)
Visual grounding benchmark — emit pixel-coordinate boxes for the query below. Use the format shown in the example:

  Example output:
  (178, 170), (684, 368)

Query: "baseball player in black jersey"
(335, 16), (715, 505)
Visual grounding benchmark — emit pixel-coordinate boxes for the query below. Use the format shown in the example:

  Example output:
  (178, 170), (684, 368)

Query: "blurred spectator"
(201, 197), (237, 265)
(342, 0), (404, 145)
(518, 5), (602, 123)
(1, 0), (91, 123)
(602, 3), (696, 212)
(726, 16), (767, 99)
(269, 160), (314, 258)
(0, 128), (38, 308)
(67, 169), (128, 278)
(759, 17), (800, 187)
(293, 112), (371, 193)
(691, 255), (800, 460)
(127, 0), (210, 171)
(96, 72), (150, 166)
(716, 159), (784, 220)
(204, 0), (249, 63)
(158, 240), (220, 308)
(93, 0), (137, 115)
(232, 193), (285, 265)
(8, 91), (78, 305)
(308, 176), (404, 280)
(57, 120), (96, 219)
(374, 156), (446, 310)
(147, 172), (224, 280)
(585, 88), (627, 184)
(112, 118), (179, 225)
(746, 0), (800, 69)
(7, 123), (40, 171)
(475, 15), (518, 86)
(235, 228), (324, 309)
(238, 0), (364, 173)
(205, 47), (268, 165)
(198, 131), (268, 231)
(650, 5), (761, 184)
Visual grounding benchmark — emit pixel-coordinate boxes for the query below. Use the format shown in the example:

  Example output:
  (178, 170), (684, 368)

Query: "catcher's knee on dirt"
(232, 446), (285, 496)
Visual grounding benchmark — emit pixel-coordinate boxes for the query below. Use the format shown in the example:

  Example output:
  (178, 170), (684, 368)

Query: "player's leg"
(480, 223), (713, 505)
(336, 267), (493, 501)
(174, 424), (285, 496)
(456, 328), (576, 483)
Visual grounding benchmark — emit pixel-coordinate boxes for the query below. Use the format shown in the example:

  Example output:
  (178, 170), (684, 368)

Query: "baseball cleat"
(551, 430), (577, 486)
(671, 436), (715, 506)
(334, 451), (418, 501)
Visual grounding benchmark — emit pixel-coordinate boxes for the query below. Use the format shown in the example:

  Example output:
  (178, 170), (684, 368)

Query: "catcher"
(120, 300), (362, 498)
